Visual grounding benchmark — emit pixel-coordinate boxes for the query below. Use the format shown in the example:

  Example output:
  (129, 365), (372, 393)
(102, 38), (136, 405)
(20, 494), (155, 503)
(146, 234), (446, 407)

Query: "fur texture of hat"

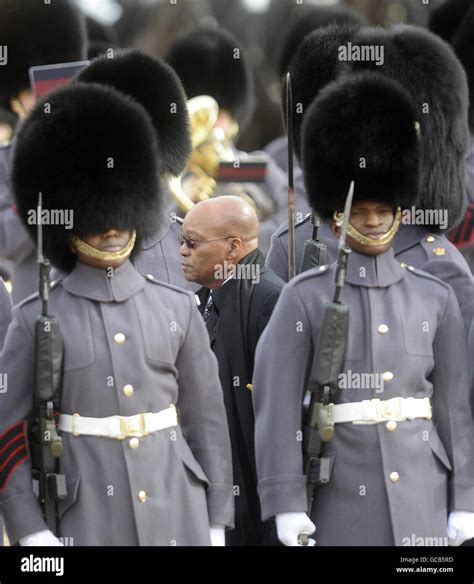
(0, 0), (87, 109)
(302, 72), (420, 219)
(346, 24), (469, 228)
(166, 25), (255, 132)
(77, 49), (191, 176)
(13, 83), (161, 272)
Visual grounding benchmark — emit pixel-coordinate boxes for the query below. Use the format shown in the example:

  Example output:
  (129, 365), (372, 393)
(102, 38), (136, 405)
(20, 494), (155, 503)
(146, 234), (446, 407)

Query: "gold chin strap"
(333, 208), (402, 247)
(71, 230), (137, 262)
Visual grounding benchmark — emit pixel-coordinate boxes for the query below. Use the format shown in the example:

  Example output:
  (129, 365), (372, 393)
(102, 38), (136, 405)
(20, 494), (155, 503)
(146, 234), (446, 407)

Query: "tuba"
(168, 95), (275, 217)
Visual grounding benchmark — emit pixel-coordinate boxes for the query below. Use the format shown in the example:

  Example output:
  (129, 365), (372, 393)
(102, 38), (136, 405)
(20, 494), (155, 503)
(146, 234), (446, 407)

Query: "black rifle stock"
(300, 183), (354, 542)
(30, 193), (66, 534)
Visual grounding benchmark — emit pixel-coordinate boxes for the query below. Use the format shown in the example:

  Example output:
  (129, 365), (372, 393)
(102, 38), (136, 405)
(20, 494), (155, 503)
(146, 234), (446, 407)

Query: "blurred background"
(0, 0), (448, 151)
(76, 0), (445, 152)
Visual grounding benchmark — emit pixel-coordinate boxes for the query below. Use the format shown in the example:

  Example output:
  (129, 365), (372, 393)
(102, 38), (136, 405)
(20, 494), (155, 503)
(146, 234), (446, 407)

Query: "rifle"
(300, 212), (328, 273)
(30, 193), (66, 534)
(286, 72), (296, 281)
(299, 182), (354, 543)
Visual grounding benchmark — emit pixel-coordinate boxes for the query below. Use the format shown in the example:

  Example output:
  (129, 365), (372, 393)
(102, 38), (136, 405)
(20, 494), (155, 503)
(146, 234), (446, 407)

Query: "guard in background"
(265, 23), (474, 334)
(429, 1), (474, 271)
(264, 3), (365, 173)
(0, 0), (87, 303)
(0, 78), (233, 546)
(253, 71), (474, 546)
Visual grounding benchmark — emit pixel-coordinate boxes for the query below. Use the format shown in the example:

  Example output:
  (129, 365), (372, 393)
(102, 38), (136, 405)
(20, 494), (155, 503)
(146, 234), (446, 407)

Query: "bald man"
(180, 196), (284, 545)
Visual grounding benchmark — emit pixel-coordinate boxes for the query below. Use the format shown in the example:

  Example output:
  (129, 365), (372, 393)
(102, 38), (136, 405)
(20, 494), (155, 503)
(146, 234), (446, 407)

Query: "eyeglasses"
(178, 234), (233, 249)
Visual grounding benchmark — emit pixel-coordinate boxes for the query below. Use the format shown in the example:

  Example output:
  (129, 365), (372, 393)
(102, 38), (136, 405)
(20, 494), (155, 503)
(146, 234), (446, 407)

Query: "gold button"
(146, 274), (154, 280)
(123, 384), (134, 397)
(386, 421), (397, 432)
(425, 235), (435, 243)
(378, 324), (389, 334)
(389, 471), (400, 483)
(433, 247), (446, 256)
(400, 262), (407, 268)
(129, 438), (140, 449)
(138, 490), (147, 502)
(114, 333), (126, 344)
(382, 371), (394, 382)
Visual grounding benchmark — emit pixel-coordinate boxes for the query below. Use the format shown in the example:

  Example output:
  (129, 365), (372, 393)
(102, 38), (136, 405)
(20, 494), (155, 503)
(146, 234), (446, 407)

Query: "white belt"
(318, 397), (432, 425)
(59, 405), (178, 440)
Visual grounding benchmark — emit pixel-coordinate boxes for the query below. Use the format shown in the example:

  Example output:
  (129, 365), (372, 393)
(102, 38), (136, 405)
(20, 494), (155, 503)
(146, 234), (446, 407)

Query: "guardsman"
(253, 71), (474, 546)
(0, 0), (87, 303)
(0, 79), (233, 546)
(265, 24), (474, 334)
(75, 49), (197, 291)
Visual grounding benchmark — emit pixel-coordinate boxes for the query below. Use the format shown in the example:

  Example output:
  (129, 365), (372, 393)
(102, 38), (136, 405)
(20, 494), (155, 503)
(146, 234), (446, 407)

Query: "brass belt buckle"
(318, 403), (335, 442)
(119, 414), (148, 439)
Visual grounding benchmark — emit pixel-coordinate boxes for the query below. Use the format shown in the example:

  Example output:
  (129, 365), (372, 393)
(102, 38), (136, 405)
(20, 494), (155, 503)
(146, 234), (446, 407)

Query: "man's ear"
(227, 237), (243, 260)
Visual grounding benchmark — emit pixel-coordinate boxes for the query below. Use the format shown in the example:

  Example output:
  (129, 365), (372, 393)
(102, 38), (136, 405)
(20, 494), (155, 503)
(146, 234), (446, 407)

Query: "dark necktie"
(203, 291), (218, 344)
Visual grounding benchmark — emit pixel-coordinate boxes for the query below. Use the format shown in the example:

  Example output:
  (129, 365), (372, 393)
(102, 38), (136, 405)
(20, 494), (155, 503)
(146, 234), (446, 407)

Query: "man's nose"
(180, 241), (190, 257)
(103, 228), (120, 238)
(365, 211), (382, 227)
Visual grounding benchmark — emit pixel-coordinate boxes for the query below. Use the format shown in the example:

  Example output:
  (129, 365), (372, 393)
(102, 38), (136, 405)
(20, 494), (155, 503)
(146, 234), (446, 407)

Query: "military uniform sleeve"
(252, 282), (313, 520)
(430, 284), (474, 512)
(0, 305), (48, 543)
(176, 293), (234, 528)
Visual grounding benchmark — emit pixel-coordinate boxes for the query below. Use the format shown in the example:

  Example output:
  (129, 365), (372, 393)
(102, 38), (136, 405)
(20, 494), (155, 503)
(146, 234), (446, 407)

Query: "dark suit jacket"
(198, 250), (284, 544)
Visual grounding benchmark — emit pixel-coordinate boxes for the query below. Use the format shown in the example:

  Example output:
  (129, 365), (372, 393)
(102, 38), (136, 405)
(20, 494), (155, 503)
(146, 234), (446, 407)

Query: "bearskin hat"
(302, 72), (420, 220)
(166, 25), (255, 132)
(346, 25), (469, 228)
(77, 49), (191, 176)
(0, 0), (87, 109)
(13, 83), (161, 272)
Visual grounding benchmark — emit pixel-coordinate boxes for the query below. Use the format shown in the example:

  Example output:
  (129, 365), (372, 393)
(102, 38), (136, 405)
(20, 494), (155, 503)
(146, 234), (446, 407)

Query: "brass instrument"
(169, 95), (274, 217)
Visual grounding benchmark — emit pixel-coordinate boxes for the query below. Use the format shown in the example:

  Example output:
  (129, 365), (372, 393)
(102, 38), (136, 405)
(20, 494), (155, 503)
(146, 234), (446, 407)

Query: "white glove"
(447, 511), (474, 546)
(19, 529), (63, 546)
(209, 525), (225, 546)
(276, 512), (316, 546)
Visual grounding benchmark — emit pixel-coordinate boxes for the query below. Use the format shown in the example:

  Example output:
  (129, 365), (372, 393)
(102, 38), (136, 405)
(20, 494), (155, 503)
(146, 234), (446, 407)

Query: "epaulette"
(274, 212), (312, 238)
(144, 273), (160, 284)
(290, 263), (332, 285)
(419, 232), (450, 258)
(296, 212), (312, 227)
(141, 272), (192, 297)
(398, 261), (453, 291)
(169, 212), (184, 225)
